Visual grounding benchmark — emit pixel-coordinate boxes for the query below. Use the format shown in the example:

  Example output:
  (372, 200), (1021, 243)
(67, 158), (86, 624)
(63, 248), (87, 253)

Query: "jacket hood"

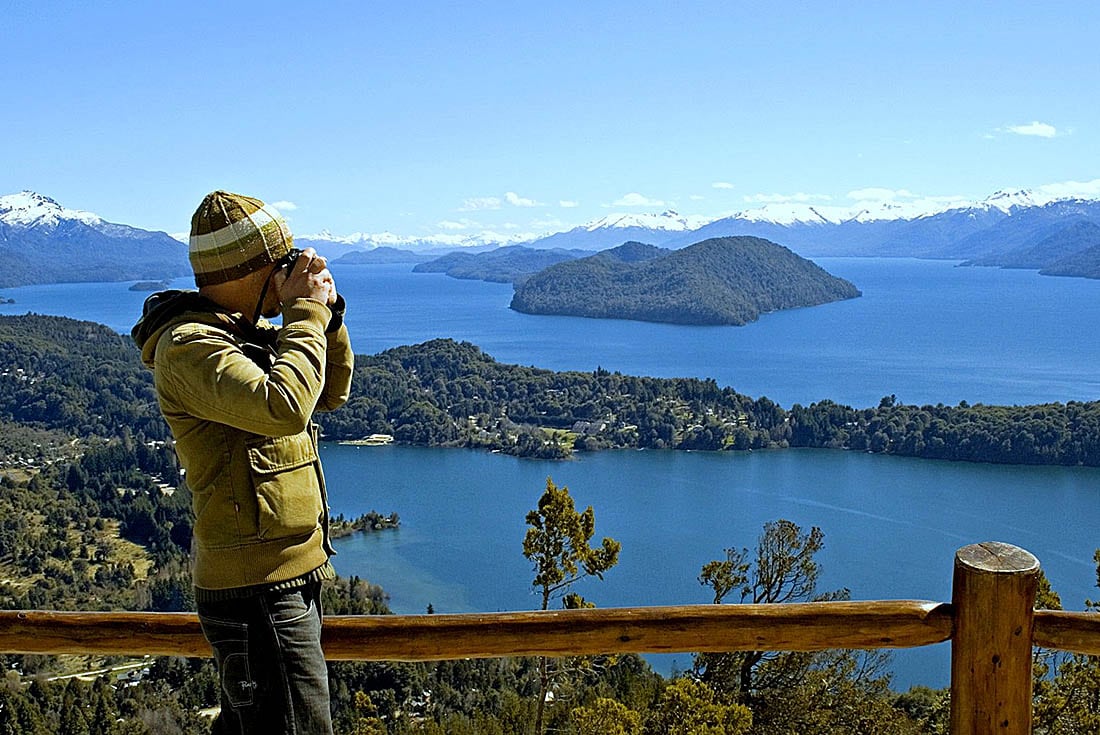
(131, 290), (227, 367)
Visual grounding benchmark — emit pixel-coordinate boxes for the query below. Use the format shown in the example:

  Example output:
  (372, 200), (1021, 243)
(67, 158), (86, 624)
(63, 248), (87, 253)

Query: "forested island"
(509, 237), (861, 325)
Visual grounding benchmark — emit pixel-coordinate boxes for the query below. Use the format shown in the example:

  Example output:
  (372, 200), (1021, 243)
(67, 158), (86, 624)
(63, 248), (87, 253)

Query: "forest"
(316, 338), (1100, 467)
(1, 314), (1098, 468)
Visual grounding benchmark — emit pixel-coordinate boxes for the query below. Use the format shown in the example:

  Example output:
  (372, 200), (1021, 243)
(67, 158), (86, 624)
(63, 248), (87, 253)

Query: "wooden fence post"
(950, 542), (1039, 735)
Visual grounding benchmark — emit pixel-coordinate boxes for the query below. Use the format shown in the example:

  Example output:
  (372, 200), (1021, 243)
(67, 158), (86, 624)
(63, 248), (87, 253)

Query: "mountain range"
(308, 189), (1100, 271)
(0, 191), (189, 288)
(5, 187), (1100, 288)
(297, 188), (1100, 261)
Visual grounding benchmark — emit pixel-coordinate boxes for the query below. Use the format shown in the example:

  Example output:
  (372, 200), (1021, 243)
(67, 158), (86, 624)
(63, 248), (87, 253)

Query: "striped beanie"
(189, 190), (294, 287)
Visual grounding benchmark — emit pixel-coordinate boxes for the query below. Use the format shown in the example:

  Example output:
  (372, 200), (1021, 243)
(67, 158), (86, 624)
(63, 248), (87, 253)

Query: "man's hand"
(274, 248), (338, 306)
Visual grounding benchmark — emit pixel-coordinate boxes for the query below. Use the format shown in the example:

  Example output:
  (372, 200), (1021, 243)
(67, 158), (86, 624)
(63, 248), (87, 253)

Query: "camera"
(275, 248), (303, 274)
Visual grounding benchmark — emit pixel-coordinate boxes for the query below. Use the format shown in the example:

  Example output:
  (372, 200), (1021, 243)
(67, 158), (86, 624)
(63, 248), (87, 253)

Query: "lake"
(322, 444), (1100, 690)
(6, 258), (1100, 408)
(2, 257), (1098, 689)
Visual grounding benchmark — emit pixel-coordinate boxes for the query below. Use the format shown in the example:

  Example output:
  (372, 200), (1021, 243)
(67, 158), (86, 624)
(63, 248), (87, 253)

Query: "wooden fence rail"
(0, 542), (1097, 735)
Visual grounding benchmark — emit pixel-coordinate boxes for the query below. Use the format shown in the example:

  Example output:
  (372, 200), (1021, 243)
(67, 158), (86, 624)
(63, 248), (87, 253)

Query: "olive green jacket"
(132, 290), (353, 591)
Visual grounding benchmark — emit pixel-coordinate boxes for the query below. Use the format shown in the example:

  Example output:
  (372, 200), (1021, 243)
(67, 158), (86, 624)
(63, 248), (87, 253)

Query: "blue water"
(7, 258), (1099, 408)
(3, 259), (1099, 689)
(322, 444), (1100, 690)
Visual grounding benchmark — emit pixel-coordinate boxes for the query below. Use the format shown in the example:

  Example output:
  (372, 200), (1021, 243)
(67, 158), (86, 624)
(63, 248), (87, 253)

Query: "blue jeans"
(197, 582), (333, 735)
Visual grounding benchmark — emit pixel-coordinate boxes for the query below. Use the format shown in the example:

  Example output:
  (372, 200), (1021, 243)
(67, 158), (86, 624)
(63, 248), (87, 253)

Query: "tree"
(571, 697), (642, 735)
(695, 520), (912, 734)
(696, 519), (831, 702)
(522, 476), (621, 734)
(643, 677), (751, 735)
(1033, 552), (1100, 733)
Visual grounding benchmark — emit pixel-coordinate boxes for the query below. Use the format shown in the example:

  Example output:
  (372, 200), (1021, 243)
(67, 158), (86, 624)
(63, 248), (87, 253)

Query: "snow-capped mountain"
(0, 191), (104, 228)
(5, 183), (1100, 288)
(979, 188), (1053, 213)
(581, 210), (712, 232)
(660, 188), (1100, 258)
(296, 228), (528, 260)
(521, 210), (712, 250)
(0, 191), (188, 288)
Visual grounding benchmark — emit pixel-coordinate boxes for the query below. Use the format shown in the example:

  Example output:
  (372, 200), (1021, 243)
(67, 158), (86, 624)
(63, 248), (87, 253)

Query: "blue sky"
(3, 1), (1098, 239)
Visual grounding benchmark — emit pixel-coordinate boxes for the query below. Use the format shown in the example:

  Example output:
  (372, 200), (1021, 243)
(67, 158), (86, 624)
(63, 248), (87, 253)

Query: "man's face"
(258, 264), (283, 319)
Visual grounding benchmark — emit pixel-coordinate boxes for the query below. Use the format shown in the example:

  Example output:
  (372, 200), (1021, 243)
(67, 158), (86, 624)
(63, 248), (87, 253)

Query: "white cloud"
(531, 216), (568, 230)
(458, 196), (502, 211)
(613, 192), (666, 207)
(1037, 178), (1100, 199)
(743, 192), (831, 204)
(1004, 121), (1058, 138)
(505, 191), (541, 207)
(559, 200), (580, 208)
(270, 200), (298, 212)
(437, 219), (478, 230)
(712, 182), (735, 190)
(847, 188), (917, 202)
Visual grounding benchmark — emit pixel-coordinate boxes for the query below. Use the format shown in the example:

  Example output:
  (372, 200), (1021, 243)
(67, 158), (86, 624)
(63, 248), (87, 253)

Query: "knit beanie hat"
(189, 190), (294, 287)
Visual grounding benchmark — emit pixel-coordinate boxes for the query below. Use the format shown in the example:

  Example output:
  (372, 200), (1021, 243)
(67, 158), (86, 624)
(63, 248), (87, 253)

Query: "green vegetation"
(1, 313), (1097, 468)
(5, 313), (1100, 730)
(316, 339), (1100, 466)
(510, 237), (861, 325)
(695, 520), (914, 734)
(330, 510), (401, 539)
(523, 477), (621, 733)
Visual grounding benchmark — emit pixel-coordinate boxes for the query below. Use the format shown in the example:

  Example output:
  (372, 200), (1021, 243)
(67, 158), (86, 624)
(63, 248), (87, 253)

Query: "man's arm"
(157, 298), (332, 436)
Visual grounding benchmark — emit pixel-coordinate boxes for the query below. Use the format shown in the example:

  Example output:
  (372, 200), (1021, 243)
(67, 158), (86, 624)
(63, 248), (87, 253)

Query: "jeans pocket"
(199, 615), (256, 709)
(267, 585), (321, 627)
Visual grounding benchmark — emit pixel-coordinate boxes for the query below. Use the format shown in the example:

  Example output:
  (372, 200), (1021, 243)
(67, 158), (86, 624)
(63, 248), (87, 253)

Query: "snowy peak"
(299, 228), (529, 251)
(979, 188), (1051, 213)
(583, 210), (711, 233)
(727, 198), (972, 226)
(729, 203), (842, 226)
(0, 190), (103, 229)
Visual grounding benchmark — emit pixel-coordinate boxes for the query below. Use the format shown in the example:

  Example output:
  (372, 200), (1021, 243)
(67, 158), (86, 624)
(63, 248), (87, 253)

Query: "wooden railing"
(2, 542), (1099, 734)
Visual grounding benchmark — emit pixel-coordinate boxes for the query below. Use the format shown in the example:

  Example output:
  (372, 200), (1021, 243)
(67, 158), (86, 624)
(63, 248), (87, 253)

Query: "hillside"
(509, 236), (860, 325)
(963, 221), (1100, 274)
(332, 246), (433, 265)
(413, 245), (586, 283)
(1041, 243), (1100, 279)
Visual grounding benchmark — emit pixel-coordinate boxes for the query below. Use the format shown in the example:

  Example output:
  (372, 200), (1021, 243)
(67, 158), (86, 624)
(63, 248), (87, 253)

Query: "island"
(509, 236), (861, 325)
(330, 510), (401, 538)
(128, 280), (170, 291)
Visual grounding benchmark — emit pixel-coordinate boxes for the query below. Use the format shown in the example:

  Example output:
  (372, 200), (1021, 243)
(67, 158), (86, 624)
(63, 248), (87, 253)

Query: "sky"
(2, 1), (1099, 241)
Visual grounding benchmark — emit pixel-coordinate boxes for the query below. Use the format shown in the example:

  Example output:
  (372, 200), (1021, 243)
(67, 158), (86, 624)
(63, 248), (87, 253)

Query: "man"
(132, 190), (353, 734)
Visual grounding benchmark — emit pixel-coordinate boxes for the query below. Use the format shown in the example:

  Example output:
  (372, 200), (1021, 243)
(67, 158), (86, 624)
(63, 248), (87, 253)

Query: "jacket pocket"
(246, 433), (323, 541)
